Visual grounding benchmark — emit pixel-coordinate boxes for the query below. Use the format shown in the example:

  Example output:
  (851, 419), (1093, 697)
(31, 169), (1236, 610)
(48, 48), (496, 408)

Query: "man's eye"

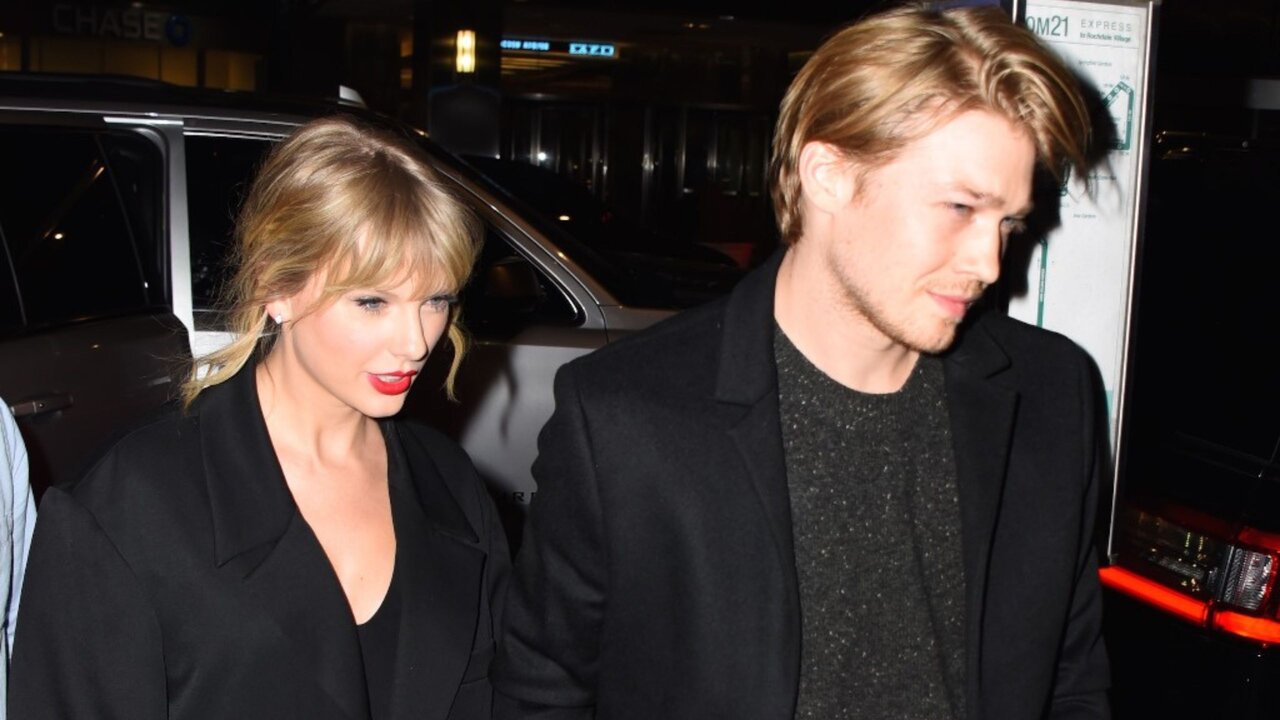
(355, 296), (386, 312)
(948, 203), (973, 216)
(1002, 218), (1028, 236)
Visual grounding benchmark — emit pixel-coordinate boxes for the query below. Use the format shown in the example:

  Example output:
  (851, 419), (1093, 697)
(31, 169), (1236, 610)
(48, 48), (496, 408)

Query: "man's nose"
(958, 224), (1004, 286)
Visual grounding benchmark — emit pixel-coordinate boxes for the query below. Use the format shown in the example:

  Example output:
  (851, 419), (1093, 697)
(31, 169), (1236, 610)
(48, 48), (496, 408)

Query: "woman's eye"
(354, 296), (386, 312)
(948, 202), (973, 216)
(425, 294), (457, 312)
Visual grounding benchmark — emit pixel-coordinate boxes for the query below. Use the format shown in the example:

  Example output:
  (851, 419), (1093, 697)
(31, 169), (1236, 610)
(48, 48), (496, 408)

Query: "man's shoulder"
(970, 310), (1089, 365)
(961, 310), (1098, 398)
(566, 296), (730, 387)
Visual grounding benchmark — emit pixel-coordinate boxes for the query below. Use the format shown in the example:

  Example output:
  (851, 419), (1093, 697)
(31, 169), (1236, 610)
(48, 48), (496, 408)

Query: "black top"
(355, 423), (433, 719)
(358, 567), (401, 720)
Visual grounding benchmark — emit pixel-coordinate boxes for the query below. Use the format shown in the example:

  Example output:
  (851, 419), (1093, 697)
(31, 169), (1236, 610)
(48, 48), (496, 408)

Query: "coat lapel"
(238, 514), (372, 720)
(941, 316), (1018, 719)
(715, 251), (801, 717)
(385, 423), (486, 720)
(198, 366), (370, 720)
(716, 251), (792, 567)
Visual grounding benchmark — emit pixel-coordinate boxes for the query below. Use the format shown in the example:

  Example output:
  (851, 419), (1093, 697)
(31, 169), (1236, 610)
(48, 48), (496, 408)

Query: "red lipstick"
(368, 370), (418, 395)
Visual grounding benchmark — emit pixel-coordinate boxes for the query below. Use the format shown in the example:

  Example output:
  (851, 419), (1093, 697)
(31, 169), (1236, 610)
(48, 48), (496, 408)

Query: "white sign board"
(1009, 0), (1157, 448)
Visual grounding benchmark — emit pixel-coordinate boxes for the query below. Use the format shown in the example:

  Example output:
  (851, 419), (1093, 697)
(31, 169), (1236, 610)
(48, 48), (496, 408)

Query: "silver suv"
(0, 73), (741, 510)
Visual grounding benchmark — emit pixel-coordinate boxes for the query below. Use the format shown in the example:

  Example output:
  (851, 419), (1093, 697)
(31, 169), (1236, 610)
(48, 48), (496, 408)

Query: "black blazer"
(493, 252), (1110, 719)
(9, 365), (509, 720)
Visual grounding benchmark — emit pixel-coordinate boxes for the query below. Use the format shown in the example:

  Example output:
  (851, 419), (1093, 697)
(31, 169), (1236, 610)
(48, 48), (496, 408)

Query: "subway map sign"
(1008, 0), (1156, 450)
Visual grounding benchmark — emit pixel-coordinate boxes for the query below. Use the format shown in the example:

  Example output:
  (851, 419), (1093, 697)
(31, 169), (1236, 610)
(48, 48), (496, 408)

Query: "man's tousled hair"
(770, 3), (1091, 244)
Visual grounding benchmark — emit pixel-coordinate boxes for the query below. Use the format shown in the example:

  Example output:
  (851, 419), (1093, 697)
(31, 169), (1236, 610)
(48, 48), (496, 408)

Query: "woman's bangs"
(324, 221), (461, 299)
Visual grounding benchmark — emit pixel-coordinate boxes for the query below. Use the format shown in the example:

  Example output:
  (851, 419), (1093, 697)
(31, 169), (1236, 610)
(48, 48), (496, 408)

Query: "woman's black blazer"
(8, 366), (509, 720)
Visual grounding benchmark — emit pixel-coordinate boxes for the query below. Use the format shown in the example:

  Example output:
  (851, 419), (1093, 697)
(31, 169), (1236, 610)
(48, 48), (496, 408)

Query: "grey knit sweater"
(775, 326), (967, 720)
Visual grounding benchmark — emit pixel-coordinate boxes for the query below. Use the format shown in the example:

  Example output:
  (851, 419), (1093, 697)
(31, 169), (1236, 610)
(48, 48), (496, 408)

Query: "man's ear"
(797, 141), (856, 216)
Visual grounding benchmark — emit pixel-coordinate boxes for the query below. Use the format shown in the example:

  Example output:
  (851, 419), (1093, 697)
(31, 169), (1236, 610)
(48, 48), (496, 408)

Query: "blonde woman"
(10, 115), (507, 720)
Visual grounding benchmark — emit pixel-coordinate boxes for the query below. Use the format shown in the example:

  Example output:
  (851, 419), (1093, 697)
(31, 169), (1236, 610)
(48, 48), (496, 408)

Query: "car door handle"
(9, 393), (73, 419)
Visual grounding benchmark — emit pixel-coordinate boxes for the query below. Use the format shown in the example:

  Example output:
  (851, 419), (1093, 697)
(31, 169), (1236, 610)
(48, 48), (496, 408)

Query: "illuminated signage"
(568, 43), (615, 57)
(501, 37), (617, 59)
(52, 4), (192, 46)
(501, 39), (551, 52)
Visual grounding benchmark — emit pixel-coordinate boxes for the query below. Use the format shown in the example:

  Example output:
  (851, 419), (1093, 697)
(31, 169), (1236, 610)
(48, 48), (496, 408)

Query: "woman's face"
(268, 269), (454, 419)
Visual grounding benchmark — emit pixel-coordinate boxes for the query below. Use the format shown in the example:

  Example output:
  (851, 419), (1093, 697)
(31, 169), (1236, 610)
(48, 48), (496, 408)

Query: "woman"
(9, 115), (507, 720)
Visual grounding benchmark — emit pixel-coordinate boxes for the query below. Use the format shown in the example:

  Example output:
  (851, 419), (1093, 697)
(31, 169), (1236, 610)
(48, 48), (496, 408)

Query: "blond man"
(494, 4), (1108, 718)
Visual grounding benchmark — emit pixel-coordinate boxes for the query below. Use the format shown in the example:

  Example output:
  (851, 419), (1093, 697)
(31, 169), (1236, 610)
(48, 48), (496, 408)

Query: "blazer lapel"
(715, 251), (801, 717)
(942, 316), (1017, 720)
(385, 423), (486, 720)
(199, 367), (370, 720)
(239, 514), (372, 720)
(716, 251), (792, 568)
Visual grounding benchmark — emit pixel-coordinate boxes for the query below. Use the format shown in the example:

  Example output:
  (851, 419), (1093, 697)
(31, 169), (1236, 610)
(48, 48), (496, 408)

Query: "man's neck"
(773, 245), (919, 394)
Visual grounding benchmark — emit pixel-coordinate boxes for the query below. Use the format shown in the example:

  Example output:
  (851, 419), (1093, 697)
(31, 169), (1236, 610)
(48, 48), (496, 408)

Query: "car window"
(461, 155), (745, 310)
(0, 237), (21, 335)
(185, 134), (272, 325)
(0, 126), (164, 332)
(461, 222), (581, 338)
(184, 132), (577, 335)
(102, 133), (166, 303)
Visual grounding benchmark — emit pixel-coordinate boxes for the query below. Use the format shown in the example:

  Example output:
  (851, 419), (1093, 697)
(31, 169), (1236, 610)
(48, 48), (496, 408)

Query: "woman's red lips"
(368, 370), (418, 395)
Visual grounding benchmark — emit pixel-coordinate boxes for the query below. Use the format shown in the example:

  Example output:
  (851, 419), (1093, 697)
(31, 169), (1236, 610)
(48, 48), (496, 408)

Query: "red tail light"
(1099, 566), (1209, 624)
(1212, 610), (1280, 644)
(1103, 506), (1280, 645)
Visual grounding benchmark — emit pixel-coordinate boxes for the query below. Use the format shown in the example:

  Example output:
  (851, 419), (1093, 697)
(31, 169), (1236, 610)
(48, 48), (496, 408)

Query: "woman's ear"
(264, 274), (319, 326)
(264, 298), (291, 326)
(797, 141), (858, 216)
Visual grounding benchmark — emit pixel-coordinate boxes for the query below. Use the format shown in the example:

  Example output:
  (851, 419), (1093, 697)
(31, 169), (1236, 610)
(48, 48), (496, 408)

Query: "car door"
(402, 205), (607, 510)
(0, 121), (189, 497)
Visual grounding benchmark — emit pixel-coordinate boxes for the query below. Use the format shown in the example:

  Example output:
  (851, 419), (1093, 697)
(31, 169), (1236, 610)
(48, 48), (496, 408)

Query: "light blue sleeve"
(1, 401), (36, 664)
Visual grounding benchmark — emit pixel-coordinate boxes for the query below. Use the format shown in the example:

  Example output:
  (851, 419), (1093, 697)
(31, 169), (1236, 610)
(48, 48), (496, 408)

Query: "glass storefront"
(1, 3), (261, 90)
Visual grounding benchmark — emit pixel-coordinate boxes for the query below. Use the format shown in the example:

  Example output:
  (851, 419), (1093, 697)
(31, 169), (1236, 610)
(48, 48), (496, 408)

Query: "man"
(492, 4), (1109, 718)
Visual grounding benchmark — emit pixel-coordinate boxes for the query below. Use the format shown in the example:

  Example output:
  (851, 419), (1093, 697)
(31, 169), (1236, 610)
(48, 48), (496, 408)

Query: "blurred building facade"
(6, 1), (1274, 261)
(0, 0), (836, 261)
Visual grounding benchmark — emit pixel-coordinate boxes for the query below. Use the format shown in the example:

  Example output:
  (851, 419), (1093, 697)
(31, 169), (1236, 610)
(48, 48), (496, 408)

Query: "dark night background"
(3, 0), (1276, 258)
(3, 1), (1280, 717)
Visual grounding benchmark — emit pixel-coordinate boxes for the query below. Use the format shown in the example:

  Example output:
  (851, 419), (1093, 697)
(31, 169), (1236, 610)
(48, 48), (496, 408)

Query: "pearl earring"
(274, 314), (285, 325)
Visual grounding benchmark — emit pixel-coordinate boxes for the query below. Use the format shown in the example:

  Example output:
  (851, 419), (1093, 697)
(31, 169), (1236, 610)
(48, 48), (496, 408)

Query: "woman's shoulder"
(62, 407), (204, 522)
(393, 420), (476, 476)
(390, 419), (497, 531)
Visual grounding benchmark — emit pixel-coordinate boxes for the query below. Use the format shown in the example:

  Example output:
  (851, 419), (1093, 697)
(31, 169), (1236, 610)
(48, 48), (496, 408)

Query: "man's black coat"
(9, 366), (508, 720)
(493, 253), (1110, 719)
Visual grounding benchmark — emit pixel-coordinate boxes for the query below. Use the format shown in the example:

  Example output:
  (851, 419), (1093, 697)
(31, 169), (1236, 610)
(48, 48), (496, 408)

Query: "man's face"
(822, 109), (1036, 354)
